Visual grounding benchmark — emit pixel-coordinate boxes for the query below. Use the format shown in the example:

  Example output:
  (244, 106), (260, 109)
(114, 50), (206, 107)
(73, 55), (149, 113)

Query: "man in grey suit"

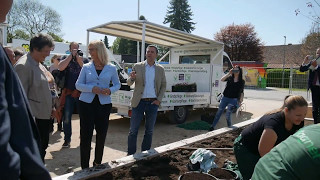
(15, 33), (55, 161)
(127, 45), (166, 155)
(0, 0), (51, 179)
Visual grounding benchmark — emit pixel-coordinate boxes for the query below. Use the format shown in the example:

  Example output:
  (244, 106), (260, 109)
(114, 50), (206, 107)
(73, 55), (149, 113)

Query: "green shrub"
(266, 69), (308, 89)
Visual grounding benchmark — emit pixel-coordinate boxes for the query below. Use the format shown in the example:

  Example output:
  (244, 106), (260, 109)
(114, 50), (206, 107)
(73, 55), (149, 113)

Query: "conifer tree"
(163, 0), (195, 33)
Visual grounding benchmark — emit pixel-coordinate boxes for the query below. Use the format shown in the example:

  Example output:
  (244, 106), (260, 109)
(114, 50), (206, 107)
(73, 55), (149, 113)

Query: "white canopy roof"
(87, 20), (223, 48)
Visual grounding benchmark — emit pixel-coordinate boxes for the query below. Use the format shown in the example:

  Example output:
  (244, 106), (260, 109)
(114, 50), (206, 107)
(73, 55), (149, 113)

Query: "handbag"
(52, 69), (66, 89)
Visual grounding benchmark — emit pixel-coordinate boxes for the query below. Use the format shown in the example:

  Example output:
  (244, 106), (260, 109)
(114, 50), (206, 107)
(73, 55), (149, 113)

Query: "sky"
(40, 0), (317, 47)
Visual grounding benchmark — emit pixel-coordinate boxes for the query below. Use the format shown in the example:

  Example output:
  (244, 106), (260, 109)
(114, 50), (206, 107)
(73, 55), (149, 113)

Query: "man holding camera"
(58, 42), (88, 147)
(300, 47), (320, 124)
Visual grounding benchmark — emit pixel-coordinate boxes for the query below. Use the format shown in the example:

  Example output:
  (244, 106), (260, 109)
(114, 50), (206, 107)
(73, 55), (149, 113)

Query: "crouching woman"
(233, 95), (308, 180)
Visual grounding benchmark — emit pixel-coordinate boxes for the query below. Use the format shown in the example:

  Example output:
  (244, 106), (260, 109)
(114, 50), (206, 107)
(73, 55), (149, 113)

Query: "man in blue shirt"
(127, 45), (166, 155)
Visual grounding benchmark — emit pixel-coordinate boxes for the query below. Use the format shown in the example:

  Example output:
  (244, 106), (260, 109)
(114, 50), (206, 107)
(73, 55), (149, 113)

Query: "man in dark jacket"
(0, 0), (51, 179)
(300, 48), (320, 124)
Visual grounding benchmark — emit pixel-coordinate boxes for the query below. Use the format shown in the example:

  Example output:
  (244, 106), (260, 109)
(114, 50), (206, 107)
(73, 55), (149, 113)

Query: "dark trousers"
(35, 118), (51, 162)
(78, 97), (112, 169)
(311, 86), (320, 124)
(234, 135), (260, 180)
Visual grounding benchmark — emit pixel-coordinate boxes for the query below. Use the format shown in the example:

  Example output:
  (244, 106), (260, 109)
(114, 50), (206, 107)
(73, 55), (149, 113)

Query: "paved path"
(244, 87), (310, 102)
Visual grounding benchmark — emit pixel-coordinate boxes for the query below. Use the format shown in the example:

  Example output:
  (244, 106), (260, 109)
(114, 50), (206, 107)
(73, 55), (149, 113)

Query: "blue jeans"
(127, 100), (159, 155)
(211, 96), (238, 128)
(63, 95), (79, 142)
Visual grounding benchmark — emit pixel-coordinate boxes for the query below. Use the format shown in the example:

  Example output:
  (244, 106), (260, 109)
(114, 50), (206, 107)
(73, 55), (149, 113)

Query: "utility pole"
(281, 36), (286, 88)
(137, 0), (140, 63)
(0, 20), (8, 46)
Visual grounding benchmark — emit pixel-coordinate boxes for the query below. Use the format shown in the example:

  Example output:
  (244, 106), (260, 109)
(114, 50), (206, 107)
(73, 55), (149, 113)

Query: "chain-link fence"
(242, 67), (310, 101)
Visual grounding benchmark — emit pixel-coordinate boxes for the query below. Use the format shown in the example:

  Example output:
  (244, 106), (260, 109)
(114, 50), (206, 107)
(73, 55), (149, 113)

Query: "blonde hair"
(265, 95), (308, 115)
(88, 40), (109, 65)
(51, 54), (60, 63)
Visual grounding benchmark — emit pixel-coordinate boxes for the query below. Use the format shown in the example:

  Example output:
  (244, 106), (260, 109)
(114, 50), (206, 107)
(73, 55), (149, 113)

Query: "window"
(179, 55), (210, 64)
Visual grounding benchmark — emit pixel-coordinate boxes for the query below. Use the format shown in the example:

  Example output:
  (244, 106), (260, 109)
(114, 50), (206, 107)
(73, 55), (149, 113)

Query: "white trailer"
(87, 20), (233, 124)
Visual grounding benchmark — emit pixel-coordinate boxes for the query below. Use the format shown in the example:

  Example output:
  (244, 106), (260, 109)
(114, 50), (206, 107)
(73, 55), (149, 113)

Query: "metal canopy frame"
(86, 20), (223, 62)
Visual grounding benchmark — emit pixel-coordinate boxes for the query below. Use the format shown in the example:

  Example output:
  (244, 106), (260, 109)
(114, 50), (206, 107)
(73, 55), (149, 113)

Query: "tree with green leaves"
(7, 0), (63, 42)
(10, 29), (30, 40)
(48, 32), (64, 42)
(139, 15), (146, 20)
(301, 32), (320, 57)
(112, 37), (137, 55)
(104, 36), (109, 49)
(214, 23), (264, 62)
(163, 0), (195, 33)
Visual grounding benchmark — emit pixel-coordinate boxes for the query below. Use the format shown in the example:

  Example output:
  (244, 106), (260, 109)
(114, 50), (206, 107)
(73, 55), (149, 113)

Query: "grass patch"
(177, 120), (211, 130)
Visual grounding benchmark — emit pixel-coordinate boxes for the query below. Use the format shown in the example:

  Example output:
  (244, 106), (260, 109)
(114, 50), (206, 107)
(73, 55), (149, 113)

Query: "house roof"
(87, 20), (223, 48)
(262, 44), (303, 68)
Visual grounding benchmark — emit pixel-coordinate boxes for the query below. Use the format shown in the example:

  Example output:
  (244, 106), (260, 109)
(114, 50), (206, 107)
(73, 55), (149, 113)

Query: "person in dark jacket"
(300, 47), (320, 124)
(0, 0), (51, 179)
(234, 95), (308, 180)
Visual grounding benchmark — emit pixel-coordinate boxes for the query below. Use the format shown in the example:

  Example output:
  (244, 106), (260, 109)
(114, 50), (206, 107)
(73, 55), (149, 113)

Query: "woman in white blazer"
(76, 40), (120, 169)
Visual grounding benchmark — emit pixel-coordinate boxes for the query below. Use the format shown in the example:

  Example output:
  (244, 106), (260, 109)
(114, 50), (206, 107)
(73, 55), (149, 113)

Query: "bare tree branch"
(7, 0), (62, 41)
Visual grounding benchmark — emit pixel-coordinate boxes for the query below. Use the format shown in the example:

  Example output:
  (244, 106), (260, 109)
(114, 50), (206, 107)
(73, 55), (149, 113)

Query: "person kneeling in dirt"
(252, 124), (320, 180)
(233, 95), (308, 180)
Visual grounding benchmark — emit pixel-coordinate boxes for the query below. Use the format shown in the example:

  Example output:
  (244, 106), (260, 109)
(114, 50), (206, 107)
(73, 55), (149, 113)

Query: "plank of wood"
(178, 146), (233, 151)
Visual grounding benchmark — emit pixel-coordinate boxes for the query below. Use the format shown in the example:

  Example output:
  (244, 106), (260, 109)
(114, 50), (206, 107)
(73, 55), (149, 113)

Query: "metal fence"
(242, 67), (310, 101)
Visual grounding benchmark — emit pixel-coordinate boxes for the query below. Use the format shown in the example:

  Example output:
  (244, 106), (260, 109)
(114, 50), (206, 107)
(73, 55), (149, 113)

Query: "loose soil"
(179, 172), (216, 180)
(209, 168), (236, 179)
(86, 128), (243, 180)
(47, 99), (284, 178)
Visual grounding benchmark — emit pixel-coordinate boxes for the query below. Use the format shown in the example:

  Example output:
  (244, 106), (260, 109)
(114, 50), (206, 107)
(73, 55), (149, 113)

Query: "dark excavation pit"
(179, 172), (216, 180)
(86, 128), (243, 180)
(209, 168), (238, 179)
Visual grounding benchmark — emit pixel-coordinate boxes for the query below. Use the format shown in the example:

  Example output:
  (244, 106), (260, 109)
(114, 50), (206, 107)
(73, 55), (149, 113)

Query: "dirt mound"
(86, 128), (243, 180)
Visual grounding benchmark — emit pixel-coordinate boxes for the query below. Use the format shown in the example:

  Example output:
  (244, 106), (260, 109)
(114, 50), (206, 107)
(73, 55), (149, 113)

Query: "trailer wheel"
(168, 106), (188, 124)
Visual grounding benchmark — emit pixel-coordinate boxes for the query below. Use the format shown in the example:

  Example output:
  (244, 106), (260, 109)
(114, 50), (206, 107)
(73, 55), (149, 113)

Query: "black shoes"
(93, 162), (106, 169)
(57, 123), (63, 132)
(62, 141), (70, 148)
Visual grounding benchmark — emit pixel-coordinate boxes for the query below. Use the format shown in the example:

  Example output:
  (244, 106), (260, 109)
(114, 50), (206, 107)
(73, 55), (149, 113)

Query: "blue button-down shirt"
(142, 62), (156, 98)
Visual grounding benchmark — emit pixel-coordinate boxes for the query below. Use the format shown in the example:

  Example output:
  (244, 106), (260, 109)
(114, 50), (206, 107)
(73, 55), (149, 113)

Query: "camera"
(77, 49), (83, 56)
(231, 69), (239, 73)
